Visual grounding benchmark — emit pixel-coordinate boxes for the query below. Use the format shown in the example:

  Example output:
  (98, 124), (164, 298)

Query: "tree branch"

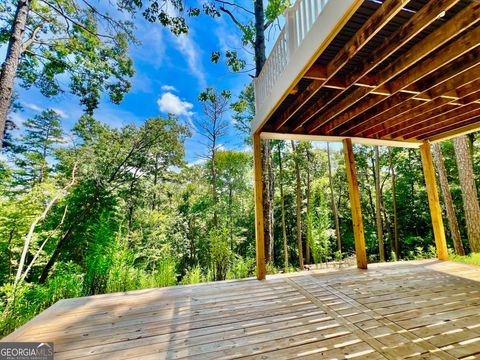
(14, 162), (78, 286)
(38, 0), (116, 40)
(21, 26), (42, 52)
(214, 0), (254, 15)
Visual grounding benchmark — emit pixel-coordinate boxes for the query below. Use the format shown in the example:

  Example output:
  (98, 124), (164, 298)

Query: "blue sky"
(3, 6), (259, 164)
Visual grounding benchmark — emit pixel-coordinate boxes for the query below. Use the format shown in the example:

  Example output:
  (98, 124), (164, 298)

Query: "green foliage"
(1, 0), (136, 114)
(155, 257), (177, 287)
(83, 212), (117, 295)
(14, 109), (63, 186)
(450, 252), (480, 266)
(209, 228), (232, 281)
(0, 262), (82, 337)
(180, 266), (205, 285)
(227, 256), (254, 279)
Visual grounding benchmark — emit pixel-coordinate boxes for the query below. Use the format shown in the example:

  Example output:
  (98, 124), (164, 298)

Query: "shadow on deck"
(3, 260), (480, 359)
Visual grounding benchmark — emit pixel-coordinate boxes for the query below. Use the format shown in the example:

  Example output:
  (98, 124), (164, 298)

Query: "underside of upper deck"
(253, 0), (480, 145)
(4, 260), (480, 359)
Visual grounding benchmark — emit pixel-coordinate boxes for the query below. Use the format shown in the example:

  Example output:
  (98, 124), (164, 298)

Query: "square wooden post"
(343, 139), (368, 269)
(253, 133), (266, 280)
(420, 141), (449, 260)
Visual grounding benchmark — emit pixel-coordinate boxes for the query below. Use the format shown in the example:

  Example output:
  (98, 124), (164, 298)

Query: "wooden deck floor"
(3, 260), (480, 359)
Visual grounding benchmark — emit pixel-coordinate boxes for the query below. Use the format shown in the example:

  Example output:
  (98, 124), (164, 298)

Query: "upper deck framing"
(252, 0), (480, 145)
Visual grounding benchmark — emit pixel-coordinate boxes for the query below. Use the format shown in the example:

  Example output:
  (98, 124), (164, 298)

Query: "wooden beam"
(291, 0), (465, 133)
(419, 141), (448, 260)
(271, 0), (410, 131)
(429, 122), (480, 143)
(304, 4), (480, 134)
(370, 81), (480, 138)
(343, 138), (368, 269)
(253, 133), (266, 280)
(417, 115), (480, 141)
(397, 104), (480, 140)
(259, 132), (421, 148)
(358, 98), (454, 138)
(344, 49), (480, 137)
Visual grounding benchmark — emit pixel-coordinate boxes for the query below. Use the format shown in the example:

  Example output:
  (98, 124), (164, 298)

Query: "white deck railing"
(254, 0), (331, 112)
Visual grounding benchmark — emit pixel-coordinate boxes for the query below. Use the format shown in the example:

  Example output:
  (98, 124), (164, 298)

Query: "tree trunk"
(211, 145), (219, 228)
(0, 0), (31, 148)
(254, 1), (274, 264)
(432, 143), (465, 255)
(291, 141), (304, 269)
(305, 148), (311, 265)
(454, 135), (480, 253)
(253, 0), (266, 78)
(388, 148), (399, 259)
(374, 147), (385, 261)
(262, 141), (274, 262)
(278, 144), (288, 269)
(327, 143), (341, 252)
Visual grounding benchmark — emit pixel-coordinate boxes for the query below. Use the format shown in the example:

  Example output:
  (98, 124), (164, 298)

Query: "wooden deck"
(3, 260), (480, 359)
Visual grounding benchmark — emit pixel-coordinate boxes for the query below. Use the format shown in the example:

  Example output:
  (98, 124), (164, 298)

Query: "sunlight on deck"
(3, 260), (480, 359)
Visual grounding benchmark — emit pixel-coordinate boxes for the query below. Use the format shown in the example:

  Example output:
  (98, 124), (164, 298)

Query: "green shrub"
(209, 228), (231, 281)
(227, 257), (254, 279)
(180, 266), (205, 285)
(155, 257), (177, 287)
(0, 262), (83, 337)
(449, 252), (480, 266)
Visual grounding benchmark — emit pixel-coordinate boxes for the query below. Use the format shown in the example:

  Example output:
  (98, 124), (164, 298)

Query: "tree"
(432, 143), (465, 255)
(0, 0), (136, 148)
(374, 147), (385, 261)
(454, 135), (480, 252)
(276, 142), (289, 269)
(388, 148), (399, 258)
(38, 115), (189, 283)
(327, 143), (341, 253)
(291, 141), (304, 269)
(15, 109), (63, 185)
(196, 87), (231, 228)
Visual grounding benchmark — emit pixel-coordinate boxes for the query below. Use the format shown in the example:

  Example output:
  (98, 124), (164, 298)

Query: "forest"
(1, 0), (480, 338)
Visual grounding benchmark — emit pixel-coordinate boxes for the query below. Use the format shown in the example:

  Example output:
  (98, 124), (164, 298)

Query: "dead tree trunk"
(454, 135), (480, 253)
(432, 143), (465, 255)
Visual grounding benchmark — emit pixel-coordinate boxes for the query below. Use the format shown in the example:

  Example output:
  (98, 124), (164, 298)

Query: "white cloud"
(52, 108), (69, 119)
(157, 92), (194, 117)
(161, 85), (176, 91)
(173, 34), (207, 89)
(24, 103), (43, 112)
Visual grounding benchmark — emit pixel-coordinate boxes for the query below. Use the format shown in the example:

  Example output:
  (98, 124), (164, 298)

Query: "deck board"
(3, 260), (480, 359)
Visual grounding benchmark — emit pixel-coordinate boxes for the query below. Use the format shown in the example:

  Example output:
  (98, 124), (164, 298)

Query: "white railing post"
(285, 6), (297, 63)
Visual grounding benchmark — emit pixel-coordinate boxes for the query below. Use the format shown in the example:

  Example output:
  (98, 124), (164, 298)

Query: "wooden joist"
(289, 0), (468, 133)
(308, 10), (480, 135)
(271, 0), (411, 131)
(344, 50), (480, 137)
(368, 83), (480, 138)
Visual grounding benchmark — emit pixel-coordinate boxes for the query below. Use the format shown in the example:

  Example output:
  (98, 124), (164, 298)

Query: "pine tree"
(15, 109), (63, 185)
(454, 135), (480, 252)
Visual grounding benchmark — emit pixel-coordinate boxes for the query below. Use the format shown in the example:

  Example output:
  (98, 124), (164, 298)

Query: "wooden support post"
(420, 141), (449, 260)
(253, 133), (266, 280)
(342, 139), (368, 269)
